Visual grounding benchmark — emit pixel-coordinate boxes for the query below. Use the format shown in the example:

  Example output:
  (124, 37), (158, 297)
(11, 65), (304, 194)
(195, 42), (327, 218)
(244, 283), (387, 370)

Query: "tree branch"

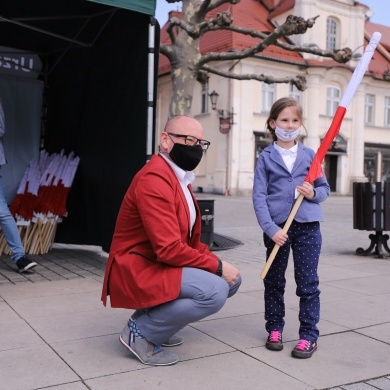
(274, 41), (352, 63)
(213, 23), (269, 39)
(198, 11), (234, 34)
(160, 43), (174, 62)
(201, 63), (307, 90)
(166, 23), (177, 43)
(198, 48), (258, 66)
(166, 17), (201, 39)
(199, 0), (213, 15)
(197, 15), (321, 61)
(165, 5), (238, 38)
(166, 11), (235, 39)
(212, 16), (352, 63)
(197, 14), (351, 65)
(251, 15), (319, 50)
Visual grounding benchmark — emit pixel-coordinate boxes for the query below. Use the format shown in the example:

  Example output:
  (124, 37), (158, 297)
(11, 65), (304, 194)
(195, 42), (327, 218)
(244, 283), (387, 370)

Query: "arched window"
(326, 86), (341, 116)
(326, 17), (338, 51)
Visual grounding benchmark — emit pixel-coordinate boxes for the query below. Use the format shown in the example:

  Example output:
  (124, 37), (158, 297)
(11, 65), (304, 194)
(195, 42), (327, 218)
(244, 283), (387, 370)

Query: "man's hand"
(221, 261), (240, 286)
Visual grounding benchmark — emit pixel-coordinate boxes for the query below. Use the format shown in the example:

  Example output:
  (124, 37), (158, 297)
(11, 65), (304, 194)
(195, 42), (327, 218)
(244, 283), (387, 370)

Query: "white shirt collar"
(273, 142), (298, 156)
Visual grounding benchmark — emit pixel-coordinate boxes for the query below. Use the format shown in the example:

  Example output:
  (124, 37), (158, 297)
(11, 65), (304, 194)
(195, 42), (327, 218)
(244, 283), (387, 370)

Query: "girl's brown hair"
(266, 97), (305, 141)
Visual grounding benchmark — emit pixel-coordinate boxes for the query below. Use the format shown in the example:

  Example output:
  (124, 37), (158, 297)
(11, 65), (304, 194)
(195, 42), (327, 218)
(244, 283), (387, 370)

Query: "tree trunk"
(170, 61), (197, 117)
(169, 1), (202, 117)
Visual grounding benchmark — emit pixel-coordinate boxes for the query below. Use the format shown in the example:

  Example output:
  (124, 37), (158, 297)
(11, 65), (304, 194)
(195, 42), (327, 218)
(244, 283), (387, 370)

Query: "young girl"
(252, 97), (330, 359)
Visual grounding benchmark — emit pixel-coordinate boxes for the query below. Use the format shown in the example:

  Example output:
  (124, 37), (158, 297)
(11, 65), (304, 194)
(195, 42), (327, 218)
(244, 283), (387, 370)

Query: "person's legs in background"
(0, 173), (37, 272)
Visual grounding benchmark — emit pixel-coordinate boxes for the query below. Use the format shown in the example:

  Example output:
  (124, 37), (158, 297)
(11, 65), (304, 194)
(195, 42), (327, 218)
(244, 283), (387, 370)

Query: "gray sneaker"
(119, 321), (179, 366)
(130, 312), (183, 346)
(162, 335), (184, 347)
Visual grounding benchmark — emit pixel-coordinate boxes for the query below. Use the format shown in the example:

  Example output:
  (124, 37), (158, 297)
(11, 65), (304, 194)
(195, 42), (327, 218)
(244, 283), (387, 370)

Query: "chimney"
(261, 0), (280, 11)
(168, 10), (182, 20)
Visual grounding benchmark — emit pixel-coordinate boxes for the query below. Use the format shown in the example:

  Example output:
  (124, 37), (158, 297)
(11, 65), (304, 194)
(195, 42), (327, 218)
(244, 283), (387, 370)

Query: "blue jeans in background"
(0, 171), (24, 262)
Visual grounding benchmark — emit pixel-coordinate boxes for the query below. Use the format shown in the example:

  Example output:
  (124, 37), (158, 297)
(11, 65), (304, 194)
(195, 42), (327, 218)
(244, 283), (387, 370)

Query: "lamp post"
(208, 90), (235, 134)
(209, 90), (235, 195)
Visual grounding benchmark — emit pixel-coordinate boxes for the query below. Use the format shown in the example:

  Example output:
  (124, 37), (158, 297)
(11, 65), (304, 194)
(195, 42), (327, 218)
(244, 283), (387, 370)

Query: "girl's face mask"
(274, 126), (301, 142)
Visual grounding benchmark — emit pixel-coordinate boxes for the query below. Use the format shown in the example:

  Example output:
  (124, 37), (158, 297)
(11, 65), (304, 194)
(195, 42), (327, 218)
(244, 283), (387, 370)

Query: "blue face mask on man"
(275, 126), (301, 142)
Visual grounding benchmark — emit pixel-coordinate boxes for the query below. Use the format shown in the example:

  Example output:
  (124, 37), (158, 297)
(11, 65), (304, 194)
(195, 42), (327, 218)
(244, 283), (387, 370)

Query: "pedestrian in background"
(252, 97), (330, 358)
(0, 98), (37, 272)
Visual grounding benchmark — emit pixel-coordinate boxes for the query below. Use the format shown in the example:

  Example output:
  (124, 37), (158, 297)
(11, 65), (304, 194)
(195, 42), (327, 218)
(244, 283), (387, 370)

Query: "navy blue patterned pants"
(263, 220), (321, 342)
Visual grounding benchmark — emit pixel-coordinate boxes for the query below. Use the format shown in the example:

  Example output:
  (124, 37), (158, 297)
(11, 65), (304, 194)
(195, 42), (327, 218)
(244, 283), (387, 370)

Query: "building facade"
(157, 0), (390, 196)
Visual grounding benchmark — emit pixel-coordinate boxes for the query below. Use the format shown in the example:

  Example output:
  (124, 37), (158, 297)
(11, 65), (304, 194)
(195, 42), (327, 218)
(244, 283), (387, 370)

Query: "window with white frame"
(326, 17), (337, 51)
(365, 94), (375, 125)
(326, 86), (340, 116)
(289, 84), (301, 103)
(385, 97), (390, 127)
(262, 83), (274, 112)
(201, 80), (209, 114)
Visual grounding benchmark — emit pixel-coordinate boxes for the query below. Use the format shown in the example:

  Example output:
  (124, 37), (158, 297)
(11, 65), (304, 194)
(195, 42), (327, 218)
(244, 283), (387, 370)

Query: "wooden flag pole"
(260, 194), (304, 279)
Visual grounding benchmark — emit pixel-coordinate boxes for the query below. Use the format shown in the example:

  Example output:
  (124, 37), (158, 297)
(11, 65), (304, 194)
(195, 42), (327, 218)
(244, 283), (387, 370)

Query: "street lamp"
(208, 90), (235, 134)
(209, 90), (219, 110)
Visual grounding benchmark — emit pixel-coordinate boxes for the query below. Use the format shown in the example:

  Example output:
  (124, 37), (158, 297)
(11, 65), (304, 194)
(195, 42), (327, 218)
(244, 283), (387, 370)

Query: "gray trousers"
(133, 267), (242, 345)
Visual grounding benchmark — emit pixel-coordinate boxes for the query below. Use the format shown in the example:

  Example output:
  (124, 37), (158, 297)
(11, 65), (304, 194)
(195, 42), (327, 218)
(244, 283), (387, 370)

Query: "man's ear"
(160, 132), (169, 151)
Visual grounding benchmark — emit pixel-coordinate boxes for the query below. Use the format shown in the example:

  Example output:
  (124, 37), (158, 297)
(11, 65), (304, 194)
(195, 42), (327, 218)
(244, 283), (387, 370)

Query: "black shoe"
(16, 257), (38, 272)
(291, 339), (317, 358)
(266, 330), (283, 351)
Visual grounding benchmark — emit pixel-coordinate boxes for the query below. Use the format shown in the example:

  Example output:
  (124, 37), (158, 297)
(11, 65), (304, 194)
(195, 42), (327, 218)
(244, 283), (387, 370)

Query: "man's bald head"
(160, 116), (205, 154)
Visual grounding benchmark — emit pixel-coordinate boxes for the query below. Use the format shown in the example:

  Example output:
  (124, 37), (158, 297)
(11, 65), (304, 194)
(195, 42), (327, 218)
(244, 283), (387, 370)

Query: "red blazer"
(101, 154), (220, 309)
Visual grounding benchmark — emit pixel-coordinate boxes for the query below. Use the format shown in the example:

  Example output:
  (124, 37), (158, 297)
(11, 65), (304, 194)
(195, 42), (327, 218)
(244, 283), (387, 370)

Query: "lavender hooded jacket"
(253, 142), (330, 239)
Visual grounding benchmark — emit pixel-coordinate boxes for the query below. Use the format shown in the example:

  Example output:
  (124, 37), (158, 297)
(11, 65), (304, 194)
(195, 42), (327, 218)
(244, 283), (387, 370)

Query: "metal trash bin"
(197, 199), (214, 248)
(353, 181), (390, 257)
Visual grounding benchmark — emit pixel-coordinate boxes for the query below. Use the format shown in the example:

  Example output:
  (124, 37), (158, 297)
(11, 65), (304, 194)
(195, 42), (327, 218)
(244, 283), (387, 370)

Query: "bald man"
(102, 116), (241, 366)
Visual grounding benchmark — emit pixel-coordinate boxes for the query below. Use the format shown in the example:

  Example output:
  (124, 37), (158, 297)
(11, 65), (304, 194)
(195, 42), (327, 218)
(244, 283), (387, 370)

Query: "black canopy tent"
(0, 0), (159, 252)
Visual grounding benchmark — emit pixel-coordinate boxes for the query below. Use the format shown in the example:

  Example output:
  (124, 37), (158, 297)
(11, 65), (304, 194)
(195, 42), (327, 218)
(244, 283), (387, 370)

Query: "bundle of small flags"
(0, 150), (80, 255)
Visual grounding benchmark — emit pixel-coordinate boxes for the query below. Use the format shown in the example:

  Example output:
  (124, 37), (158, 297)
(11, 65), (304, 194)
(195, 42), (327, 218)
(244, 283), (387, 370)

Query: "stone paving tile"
(366, 377), (390, 389)
(0, 195), (389, 389)
(340, 383), (380, 389)
(0, 244), (108, 285)
(328, 376), (390, 390)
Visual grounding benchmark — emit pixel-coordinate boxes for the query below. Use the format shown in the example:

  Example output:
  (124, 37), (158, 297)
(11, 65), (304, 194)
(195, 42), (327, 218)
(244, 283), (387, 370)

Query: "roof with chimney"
(158, 0), (390, 81)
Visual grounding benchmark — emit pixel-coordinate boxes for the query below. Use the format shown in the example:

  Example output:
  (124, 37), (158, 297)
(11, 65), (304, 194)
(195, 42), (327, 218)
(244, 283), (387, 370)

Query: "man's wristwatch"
(216, 259), (223, 277)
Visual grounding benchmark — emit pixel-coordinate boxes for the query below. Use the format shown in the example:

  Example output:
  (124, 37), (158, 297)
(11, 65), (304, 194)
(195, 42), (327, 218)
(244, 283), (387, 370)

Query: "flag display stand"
(0, 150), (79, 255)
(0, 216), (60, 256)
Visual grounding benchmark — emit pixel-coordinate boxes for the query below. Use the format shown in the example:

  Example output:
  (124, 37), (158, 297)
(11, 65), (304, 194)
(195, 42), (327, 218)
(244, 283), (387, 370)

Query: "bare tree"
(159, 0), (353, 116)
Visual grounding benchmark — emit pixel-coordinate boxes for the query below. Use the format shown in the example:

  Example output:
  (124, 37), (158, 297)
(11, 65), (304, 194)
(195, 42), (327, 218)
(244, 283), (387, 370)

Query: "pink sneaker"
(266, 330), (283, 351)
(291, 339), (317, 358)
